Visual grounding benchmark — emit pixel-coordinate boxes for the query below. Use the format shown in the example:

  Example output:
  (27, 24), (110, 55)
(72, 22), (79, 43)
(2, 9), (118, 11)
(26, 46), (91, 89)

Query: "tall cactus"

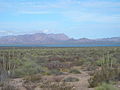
(0, 48), (18, 83)
(89, 51), (119, 87)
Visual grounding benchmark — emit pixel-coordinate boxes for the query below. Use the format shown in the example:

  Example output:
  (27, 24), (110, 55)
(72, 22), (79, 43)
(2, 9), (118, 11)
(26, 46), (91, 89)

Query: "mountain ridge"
(0, 33), (120, 45)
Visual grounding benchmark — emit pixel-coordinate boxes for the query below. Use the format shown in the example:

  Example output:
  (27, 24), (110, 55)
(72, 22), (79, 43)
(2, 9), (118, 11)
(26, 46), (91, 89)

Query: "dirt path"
(63, 70), (94, 90)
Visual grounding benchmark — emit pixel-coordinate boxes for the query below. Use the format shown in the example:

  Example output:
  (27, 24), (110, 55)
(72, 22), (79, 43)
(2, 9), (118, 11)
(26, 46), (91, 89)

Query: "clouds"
(1, 0), (119, 22)
(0, 21), (58, 36)
(0, 30), (15, 35)
(20, 11), (51, 14)
(0, 0), (120, 38)
(0, 0), (120, 15)
(42, 29), (49, 33)
(0, 0), (120, 21)
(79, 0), (120, 8)
(58, 0), (120, 23)
(61, 11), (120, 23)
(0, 0), (70, 13)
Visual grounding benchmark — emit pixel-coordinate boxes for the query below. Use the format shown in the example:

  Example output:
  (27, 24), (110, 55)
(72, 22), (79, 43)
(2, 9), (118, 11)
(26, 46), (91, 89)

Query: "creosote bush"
(63, 77), (79, 82)
(49, 69), (63, 75)
(69, 69), (81, 74)
(24, 74), (42, 83)
(95, 83), (118, 90)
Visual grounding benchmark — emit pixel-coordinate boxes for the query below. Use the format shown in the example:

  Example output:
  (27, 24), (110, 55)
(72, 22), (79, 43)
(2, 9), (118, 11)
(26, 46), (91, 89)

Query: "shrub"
(13, 61), (43, 78)
(88, 67), (119, 87)
(63, 77), (79, 82)
(95, 83), (118, 90)
(40, 81), (75, 90)
(24, 74), (42, 83)
(1, 84), (19, 90)
(50, 69), (63, 75)
(69, 69), (81, 74)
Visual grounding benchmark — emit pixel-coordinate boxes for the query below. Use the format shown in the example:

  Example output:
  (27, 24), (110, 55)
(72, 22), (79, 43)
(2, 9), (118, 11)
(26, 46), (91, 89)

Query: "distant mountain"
(96, 37), (120, 42)
(0, 33), (70, 44)
(0, 33), (120, 45)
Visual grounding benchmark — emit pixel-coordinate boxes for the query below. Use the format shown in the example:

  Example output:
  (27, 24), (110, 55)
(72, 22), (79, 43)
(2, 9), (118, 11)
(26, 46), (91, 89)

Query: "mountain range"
(0, 33), (120, 45)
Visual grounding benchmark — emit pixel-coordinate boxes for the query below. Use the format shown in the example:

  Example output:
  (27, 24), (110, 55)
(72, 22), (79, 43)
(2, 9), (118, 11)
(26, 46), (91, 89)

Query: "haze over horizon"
(0, 0), (120, 39)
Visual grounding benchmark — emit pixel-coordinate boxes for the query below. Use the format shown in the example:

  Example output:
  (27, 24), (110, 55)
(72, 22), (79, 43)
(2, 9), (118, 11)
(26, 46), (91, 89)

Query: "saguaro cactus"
(0, 48), (18, 83)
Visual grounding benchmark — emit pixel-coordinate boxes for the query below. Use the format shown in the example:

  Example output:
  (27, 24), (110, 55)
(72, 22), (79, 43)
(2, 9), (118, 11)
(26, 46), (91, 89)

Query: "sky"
(0, 0), (120, 39)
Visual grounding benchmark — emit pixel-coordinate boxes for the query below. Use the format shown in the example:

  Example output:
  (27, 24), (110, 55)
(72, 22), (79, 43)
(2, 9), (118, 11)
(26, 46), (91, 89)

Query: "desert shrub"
(86, 64), (97, 71)
(96, 60), (103, 66)
(40, 81), (75, 90)
(60, 68), (69, 72)
(49, 69), (63, 75)
(24, 74), (42, 83)
(95, 83), (118, 90)
(73, 59), (86, 66)
(114, 69), (120, 81)
(13, 68), (26, 78)
(13, 61), (43, 78)
(69, 69), (81, 74)
(42, 71), (51, 75)
(89, 67), (119, 87)
(46, 61), (63, 69)
(1, 84), (19, 90)
(63, 77), (79, 82)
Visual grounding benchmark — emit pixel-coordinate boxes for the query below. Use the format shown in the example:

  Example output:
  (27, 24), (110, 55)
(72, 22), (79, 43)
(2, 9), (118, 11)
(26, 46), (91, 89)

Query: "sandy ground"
(2, 70), (94, 90)
(66, 71), (94, 90)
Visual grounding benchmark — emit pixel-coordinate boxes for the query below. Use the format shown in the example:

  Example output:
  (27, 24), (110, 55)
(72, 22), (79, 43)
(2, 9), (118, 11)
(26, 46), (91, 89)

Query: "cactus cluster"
(89, 52), (120, 87)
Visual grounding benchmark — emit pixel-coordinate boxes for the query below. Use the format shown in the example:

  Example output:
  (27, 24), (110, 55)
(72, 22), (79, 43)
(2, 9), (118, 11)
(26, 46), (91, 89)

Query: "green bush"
(13, 61), (44, 77)
(24, 74), (42, 83)
(50, 69), (63, 75)
(40, 81), (75, 90)
(63, 77), (79, 82)
(69, 69), (81, 74)
(95, 83), (118, 90)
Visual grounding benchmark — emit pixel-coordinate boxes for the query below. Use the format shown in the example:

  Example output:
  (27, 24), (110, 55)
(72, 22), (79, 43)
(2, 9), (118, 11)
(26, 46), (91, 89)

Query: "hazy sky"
(0, 0), (120, 39)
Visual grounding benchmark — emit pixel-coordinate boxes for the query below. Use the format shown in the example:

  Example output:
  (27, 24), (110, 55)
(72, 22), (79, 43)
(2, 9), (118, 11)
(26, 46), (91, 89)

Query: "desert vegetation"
(0, 47), (120, 90)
